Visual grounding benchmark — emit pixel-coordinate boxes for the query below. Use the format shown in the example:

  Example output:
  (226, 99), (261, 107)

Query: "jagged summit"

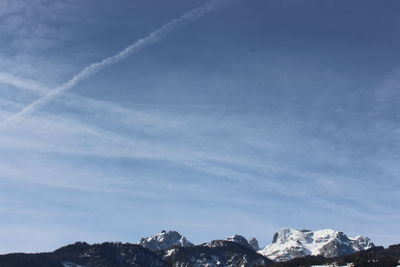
(350, 235), (375, 251)
(226, 234), (254, 250)
(259, 228), (374, 262)
(139, 230), (193, 251)
(249, 237), (260, 251)
(225, 234), (260, 251)
(164, 238), (272, 266)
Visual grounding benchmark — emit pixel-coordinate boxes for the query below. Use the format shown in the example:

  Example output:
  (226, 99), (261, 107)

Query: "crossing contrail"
(0, 0), (240, 131)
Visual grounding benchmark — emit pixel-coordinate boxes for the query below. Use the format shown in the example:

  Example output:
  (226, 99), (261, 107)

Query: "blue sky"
(0, 0), (400, 253)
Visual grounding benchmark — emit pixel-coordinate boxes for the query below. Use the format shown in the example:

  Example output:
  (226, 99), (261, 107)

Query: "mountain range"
(258, 228), (374, 262)
(0, 228), (398, 267)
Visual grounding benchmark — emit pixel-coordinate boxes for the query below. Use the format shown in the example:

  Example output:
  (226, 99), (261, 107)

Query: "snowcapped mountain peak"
(139, 230), (193, 251)
(350, 235), (374, 251)
(259, 228), (374, 262)
(226, 234), (254, 250)
(225, 234), (261, 251)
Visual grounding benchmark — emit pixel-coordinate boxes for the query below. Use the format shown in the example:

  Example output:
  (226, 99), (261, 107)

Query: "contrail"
(0, 0), (240, 131)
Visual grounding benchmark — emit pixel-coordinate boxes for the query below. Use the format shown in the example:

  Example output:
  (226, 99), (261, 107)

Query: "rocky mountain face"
(249, 238), (260, 251)
(139, 230), (194, 251)
(163, 240), (272, 267)
(259, 228), (374, 262)
(226, 234), (256, 251)
(224, 235), (261, 252)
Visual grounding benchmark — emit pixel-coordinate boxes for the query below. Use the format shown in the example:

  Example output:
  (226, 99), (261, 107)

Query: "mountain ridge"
(0, 228), (391, 267)
(259, 228), (374, 262)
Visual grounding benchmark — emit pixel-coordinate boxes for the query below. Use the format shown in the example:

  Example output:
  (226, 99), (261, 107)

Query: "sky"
(0, 0), (400, 254)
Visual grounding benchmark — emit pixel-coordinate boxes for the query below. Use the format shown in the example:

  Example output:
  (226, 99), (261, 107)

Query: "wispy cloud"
(0, 72), (47, 93)
(1, 74), (397, 224)
(0, 0), (240, 131)
(1, 71), (398, 205)
(1, 71), (400, 249)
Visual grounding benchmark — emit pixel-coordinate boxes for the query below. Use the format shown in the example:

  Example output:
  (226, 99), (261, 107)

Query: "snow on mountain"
(226, 234), (254, 250)
(164, 239), (272, 266)
(139, 230), (193, 251)
(350, 235), (375, 251)
(259, 228), (374, 262)
(225, 235), (260, 251)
